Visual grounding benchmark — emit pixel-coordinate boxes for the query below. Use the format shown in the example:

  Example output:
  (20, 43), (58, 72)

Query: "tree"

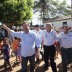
(34, 0), (71, 22)
(0, 0), (34, 25)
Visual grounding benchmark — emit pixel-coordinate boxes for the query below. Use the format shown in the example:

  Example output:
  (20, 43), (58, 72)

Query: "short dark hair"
(35, 24), (39, 27)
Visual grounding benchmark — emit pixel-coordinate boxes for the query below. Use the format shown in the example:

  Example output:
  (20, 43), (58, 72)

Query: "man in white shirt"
(3, 21), (41, 72)
(57, 25), (72, 72)
(42, 23), (57, 72)
(33, 25), (44, 63)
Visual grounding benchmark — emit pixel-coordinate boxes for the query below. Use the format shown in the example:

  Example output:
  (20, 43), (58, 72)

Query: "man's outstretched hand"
(2, 24), (7, 29)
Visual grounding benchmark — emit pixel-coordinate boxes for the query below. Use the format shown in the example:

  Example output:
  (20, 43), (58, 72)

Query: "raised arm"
(2, 24), (21, 39)
(2, 24), (13, 34)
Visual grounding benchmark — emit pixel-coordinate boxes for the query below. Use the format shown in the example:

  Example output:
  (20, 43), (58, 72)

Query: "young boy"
(17, 38), (21, 62)
(2, 37), (12, 71)
(12, 37), (18, 62)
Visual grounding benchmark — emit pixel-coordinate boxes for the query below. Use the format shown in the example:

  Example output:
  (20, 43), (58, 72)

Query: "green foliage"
(0, 0), (34, 25)
(34, 0), (71, 20)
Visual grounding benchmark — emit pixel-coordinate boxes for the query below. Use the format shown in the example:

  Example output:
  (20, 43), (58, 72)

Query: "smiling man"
(2, 21), (41, 72)
(57, 25), (72, 72)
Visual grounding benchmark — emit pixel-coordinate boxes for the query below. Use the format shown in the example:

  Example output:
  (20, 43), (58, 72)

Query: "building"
(43, 15), (72, 28)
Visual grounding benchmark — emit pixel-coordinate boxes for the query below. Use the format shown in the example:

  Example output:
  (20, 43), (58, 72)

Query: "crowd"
(0, 21), (72, 72)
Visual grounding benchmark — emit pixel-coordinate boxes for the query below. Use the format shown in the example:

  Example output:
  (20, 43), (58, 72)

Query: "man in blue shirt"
(3, 21), (41, 72)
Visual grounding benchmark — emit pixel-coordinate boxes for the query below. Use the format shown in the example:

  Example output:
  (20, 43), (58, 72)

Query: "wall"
(43, 19), (72, 28)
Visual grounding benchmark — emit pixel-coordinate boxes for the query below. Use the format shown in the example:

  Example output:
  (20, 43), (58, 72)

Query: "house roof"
(44, 15), (72, 22)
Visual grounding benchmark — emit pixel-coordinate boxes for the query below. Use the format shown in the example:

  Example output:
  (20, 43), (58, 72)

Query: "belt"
(44, 44), (54, 47)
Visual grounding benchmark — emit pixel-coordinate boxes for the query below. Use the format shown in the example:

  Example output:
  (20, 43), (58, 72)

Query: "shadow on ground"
(0, 59), (63, 72)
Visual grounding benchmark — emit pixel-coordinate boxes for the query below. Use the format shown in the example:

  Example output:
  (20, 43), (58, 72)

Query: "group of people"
(0, 21), (72, 72)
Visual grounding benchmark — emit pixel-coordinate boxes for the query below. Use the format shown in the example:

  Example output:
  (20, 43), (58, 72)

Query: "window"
(63, 22), (67, 26)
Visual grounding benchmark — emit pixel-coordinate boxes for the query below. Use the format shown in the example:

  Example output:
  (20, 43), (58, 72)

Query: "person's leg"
(61, 48), (67, 72)
(4, 60), (7, 72)
(35, 46), (39, 63)
(43, 45), (49, 68)
(55, 51), (59, 59)
(16, 51), (18, 62)
(21, 56), (28, 72)
(0, 49), (2, 59)
(13, 51), (17, 62)
(29, 54), (35, 72)
(40, 51), (44, 60)
(7, 60), (12, 70)
(67, 48), (72, 64)
(49, 45), (57, 72)
(40, 43), (44, 60)
(0, 50), (1, 59)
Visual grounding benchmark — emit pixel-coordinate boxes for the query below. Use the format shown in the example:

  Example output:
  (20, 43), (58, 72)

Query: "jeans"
(61, 47), (72, 72)
(21, 54), (35, 72)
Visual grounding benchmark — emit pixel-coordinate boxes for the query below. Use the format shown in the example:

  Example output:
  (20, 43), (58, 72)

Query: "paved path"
(0, 54), (63, 72)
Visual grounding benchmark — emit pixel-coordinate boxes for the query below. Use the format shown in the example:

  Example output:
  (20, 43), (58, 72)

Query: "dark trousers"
(21, 54), (35, 72)
(61, 47), (72, 72)
(43, 45), (57, 72)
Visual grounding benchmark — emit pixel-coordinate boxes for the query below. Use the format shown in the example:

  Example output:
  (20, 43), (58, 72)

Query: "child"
(2, 37), (12, 71)
(12, 37), (18, 62)
(17, 38), (21, 62)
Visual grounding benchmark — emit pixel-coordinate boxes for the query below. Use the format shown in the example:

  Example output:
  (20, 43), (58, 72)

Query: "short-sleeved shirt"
(12, 39), (18, 51)
(57, 32), (72, 48)
(11, 30), (41, 57)
(42, 29), (58, 46)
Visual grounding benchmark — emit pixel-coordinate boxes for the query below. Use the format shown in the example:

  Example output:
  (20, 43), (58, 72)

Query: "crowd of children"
(0, 36), (21, 71)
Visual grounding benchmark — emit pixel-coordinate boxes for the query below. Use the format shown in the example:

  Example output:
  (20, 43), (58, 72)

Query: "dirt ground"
(0, 53), (63, 72)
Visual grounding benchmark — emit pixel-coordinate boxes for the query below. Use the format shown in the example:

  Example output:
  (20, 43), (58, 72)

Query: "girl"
(2, 37), (12, 71)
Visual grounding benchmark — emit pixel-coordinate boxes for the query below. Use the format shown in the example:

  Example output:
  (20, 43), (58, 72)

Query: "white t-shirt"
(57, 32), (72, 48)
(42, 29), (58, 46)
(11, 30), (41, 57)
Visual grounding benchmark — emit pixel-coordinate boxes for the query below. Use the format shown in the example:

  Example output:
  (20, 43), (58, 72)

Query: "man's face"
(22, 22), (29, 32)
(46, 24), (52, 31)
(63, 26), (69, 32)
(35, 27), (39, 31)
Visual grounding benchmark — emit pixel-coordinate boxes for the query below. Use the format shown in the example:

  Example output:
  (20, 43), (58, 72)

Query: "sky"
(32, 0), (71, 25)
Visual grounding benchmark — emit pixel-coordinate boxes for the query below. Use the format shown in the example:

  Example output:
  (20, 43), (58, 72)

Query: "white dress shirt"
(57, 32), (72, 48)
(11, 30), (41, 57)
(42, 29), (58, 46)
